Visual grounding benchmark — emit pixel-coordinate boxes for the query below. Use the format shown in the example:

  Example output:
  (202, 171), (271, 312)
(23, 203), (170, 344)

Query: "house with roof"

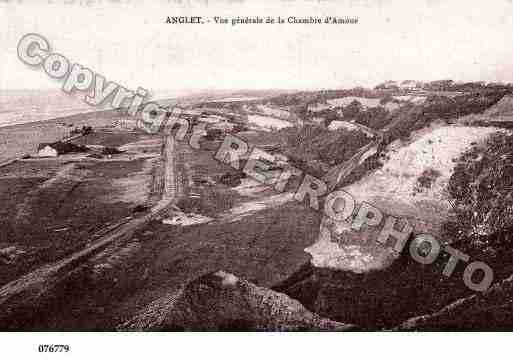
(36, 141), (88, 157)
(400, 80), (419, 90)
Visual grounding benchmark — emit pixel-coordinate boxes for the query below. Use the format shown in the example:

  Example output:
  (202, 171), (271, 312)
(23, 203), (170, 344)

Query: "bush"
(445, 132), (513, 251)
(205, 128), (224, 141)
(102, 147), (123, 155)
(276, 124), (372, 172)
(384, 91), (505, 145)
(414, 169), (441, 194)
(70, 125), (93, 136)
(218, 171), (246, 187)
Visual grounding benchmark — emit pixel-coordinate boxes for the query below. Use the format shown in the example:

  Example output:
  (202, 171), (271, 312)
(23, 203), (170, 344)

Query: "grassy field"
(23, 201), (321, 330)
(4, 88), (512, 330)
(0, 129), (161, 286)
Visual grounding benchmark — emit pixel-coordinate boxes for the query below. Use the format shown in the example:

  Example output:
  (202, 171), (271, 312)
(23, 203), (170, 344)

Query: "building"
(375, 80), (399, 90)
(36, 141), (87, 157)
(36, 145), (58, 158)
(400, 80), (418, 90)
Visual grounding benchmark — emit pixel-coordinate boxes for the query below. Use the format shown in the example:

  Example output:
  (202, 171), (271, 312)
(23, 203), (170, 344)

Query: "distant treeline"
(382, 91), (507, 142)
(266, 81), (513, 107)
(274, 87), (508, 180)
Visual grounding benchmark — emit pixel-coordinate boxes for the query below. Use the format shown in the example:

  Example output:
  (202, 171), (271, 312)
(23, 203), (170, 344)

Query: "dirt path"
(216, 192), (296, 223)
(0, 120), (399, 329)
(0, 131), (178, 328)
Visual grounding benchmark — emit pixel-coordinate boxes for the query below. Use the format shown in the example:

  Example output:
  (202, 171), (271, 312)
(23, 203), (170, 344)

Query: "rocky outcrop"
(119, 271), (354, 331)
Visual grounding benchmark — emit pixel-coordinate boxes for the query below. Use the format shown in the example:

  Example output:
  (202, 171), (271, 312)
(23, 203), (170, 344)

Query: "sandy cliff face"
(306, 125), (502, 273)
(270, 124), (513, 329)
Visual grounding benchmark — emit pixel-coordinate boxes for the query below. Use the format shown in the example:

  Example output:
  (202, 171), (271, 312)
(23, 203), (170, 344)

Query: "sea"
(0, 89), (197, 128)
(0, 90), (96, 128)
(0, 89), (193, 163)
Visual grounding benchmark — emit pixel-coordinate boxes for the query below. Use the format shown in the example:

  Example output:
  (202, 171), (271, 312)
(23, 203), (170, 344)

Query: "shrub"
(445, 132), (513, 251)
(415, 168), (441, 191)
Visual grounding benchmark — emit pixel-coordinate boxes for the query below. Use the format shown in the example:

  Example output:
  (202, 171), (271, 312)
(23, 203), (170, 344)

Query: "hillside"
(120, 271), (353, 331)
(485, 94), (513, 118)
(4, 85), (513, 331)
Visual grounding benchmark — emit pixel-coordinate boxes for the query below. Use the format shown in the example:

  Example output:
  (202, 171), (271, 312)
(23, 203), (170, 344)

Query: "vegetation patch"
(413, 168), (441, 194)
(445, 132), (513, 254)
(276, 124), (372, 174)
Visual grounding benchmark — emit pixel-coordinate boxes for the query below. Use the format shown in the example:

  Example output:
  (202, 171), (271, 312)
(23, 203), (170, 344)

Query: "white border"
(2, 332), (511, 359)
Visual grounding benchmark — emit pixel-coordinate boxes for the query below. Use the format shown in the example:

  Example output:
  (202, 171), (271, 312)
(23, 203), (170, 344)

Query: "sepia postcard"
(1, 0), (513, 357)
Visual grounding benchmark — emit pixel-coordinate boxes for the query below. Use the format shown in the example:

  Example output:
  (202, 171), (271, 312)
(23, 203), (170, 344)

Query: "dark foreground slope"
(276, 129), (513, 330)
(397, 131), (513, 330)
(120, 271), (354, 331)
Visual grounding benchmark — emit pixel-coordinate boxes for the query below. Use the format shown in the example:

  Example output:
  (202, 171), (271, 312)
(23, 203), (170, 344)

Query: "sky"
(1, 0), (513, 94)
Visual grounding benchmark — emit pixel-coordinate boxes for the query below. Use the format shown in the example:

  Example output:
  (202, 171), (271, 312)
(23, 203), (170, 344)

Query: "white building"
(36, 145), (58, 158)
(400, 80), (418, 90)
